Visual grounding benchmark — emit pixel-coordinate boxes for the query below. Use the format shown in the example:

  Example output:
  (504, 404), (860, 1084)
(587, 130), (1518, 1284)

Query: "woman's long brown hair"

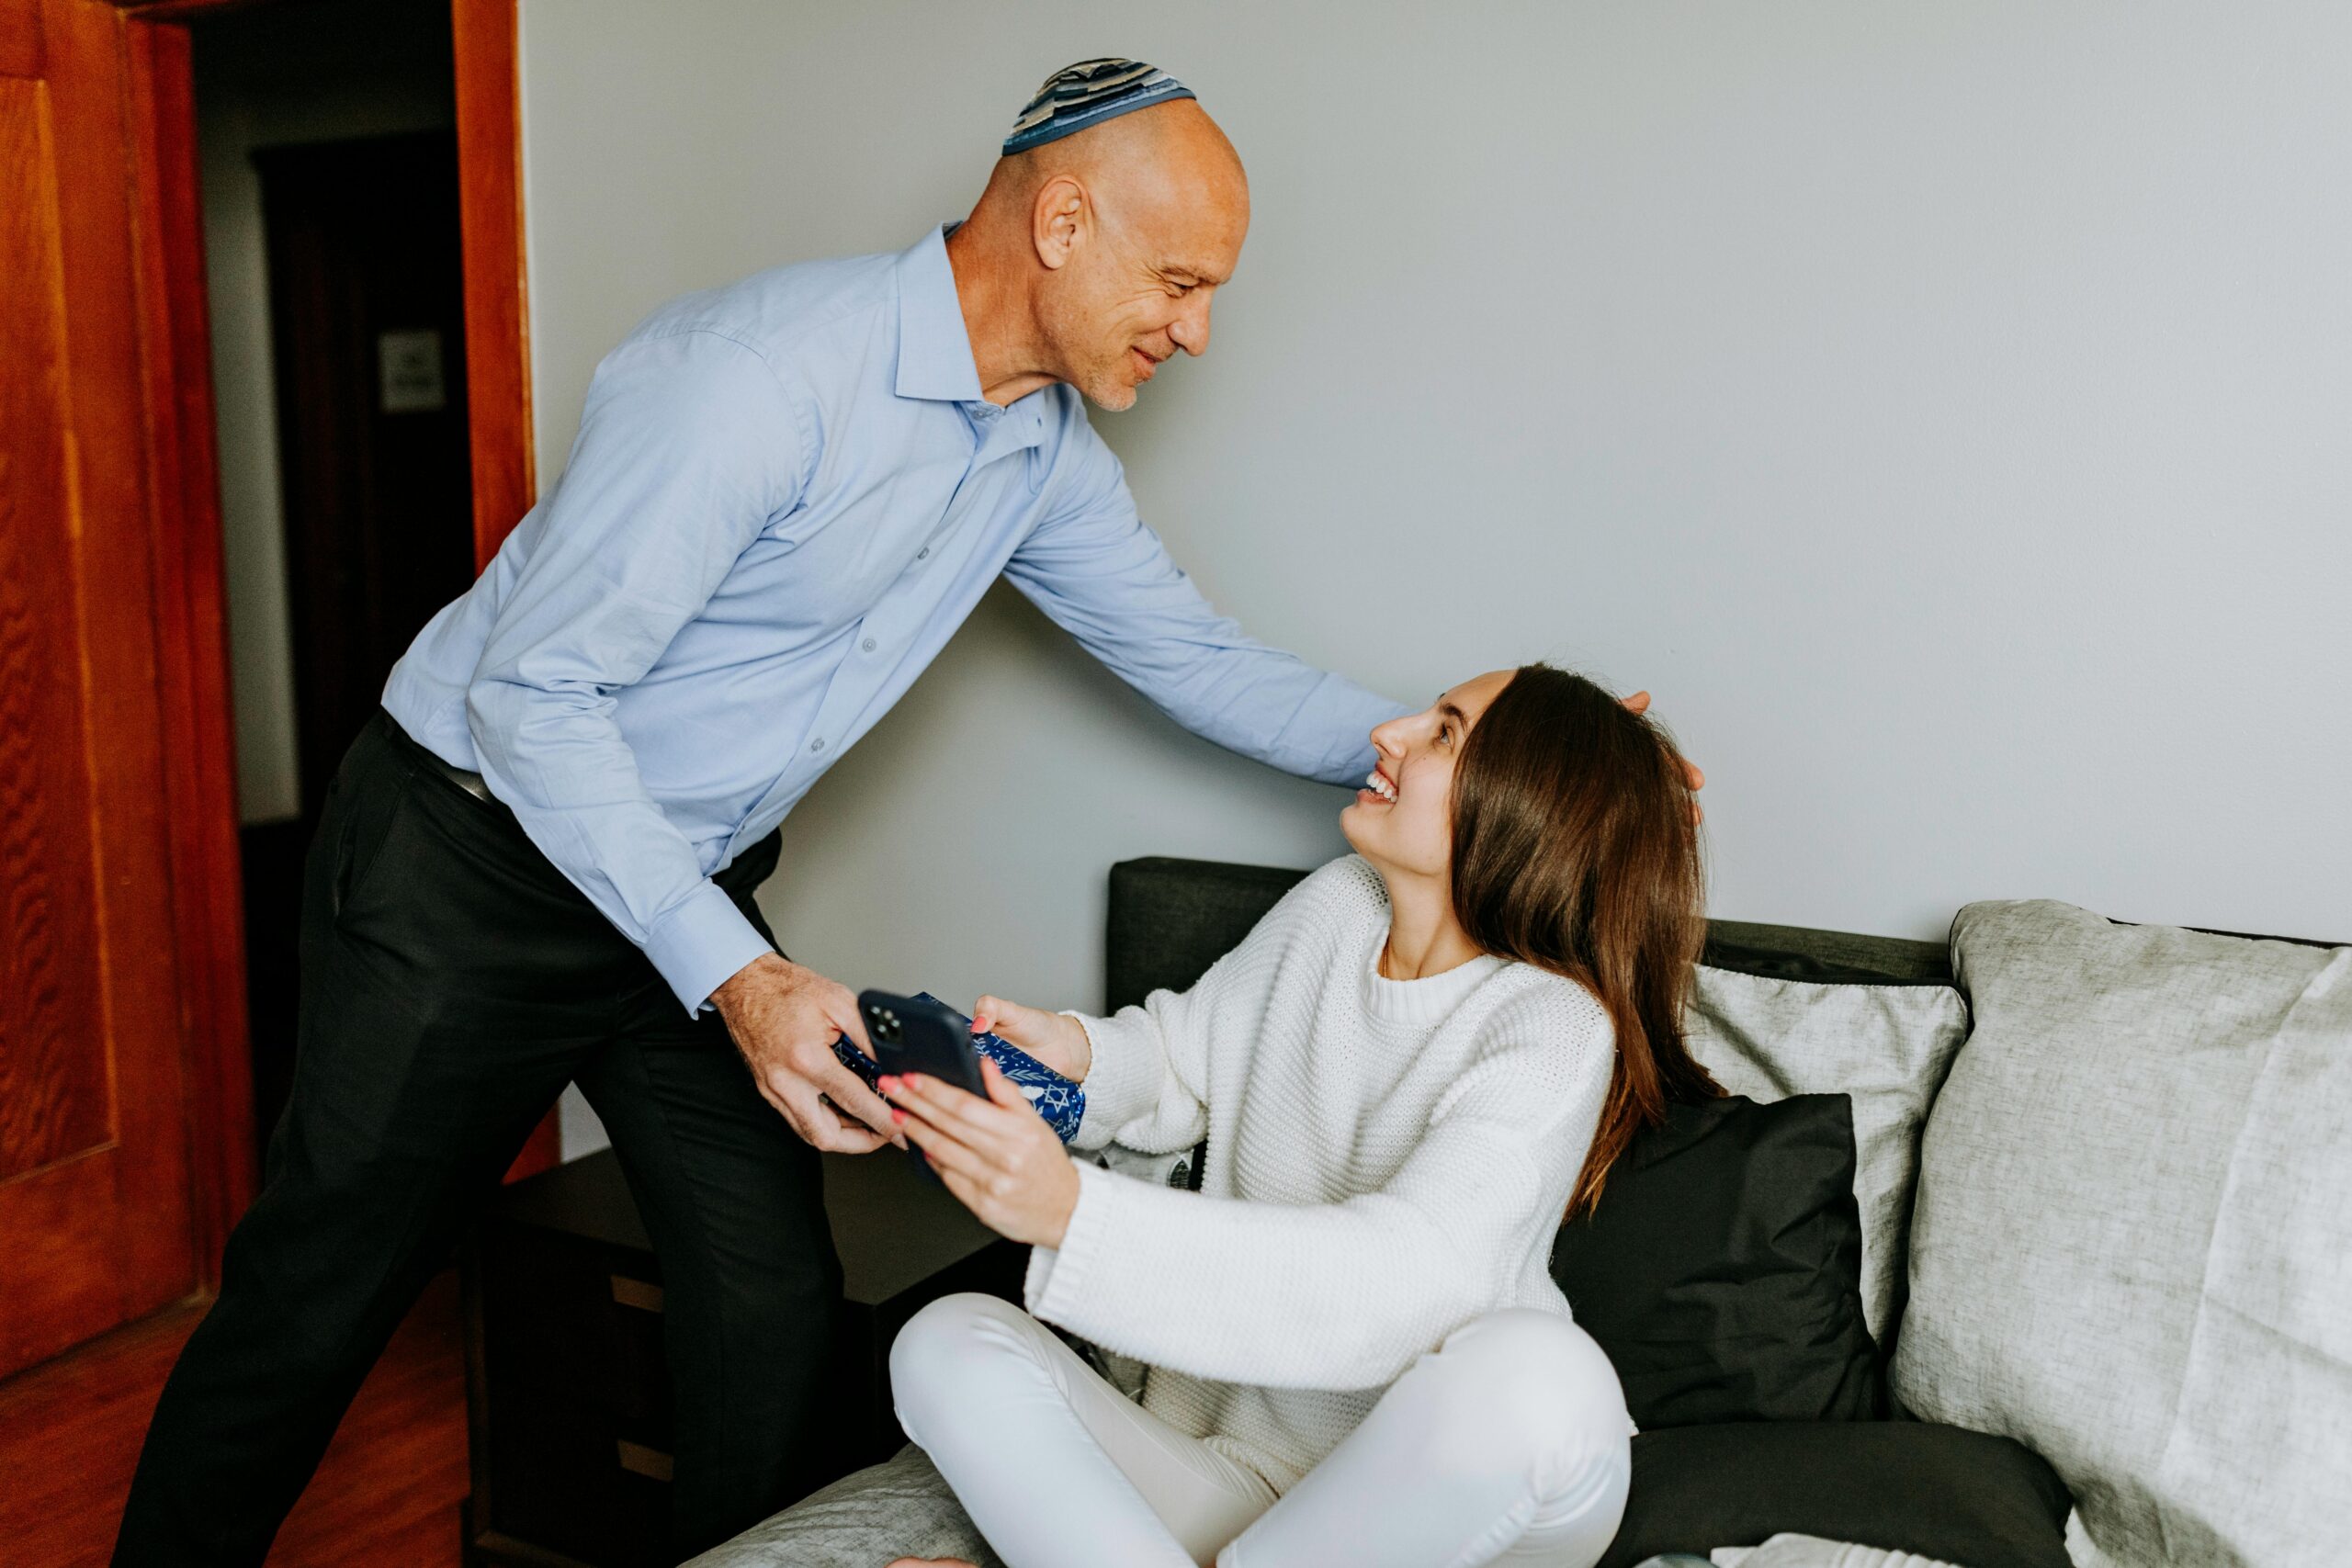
(1449, 664), (1721, 1217)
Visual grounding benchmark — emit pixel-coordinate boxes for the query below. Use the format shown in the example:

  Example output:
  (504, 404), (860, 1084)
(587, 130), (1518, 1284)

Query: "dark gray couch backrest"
(1106, 856), (1954, 1010)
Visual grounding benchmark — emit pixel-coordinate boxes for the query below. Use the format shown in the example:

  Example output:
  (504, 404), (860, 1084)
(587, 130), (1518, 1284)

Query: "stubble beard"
(1084, 366), (1140, 412)
(1037, 290), (1140, 412)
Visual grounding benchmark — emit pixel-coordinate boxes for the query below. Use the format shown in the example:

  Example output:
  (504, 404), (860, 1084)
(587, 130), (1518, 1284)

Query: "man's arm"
(461, 327), (897, 1150)
(1001, 414), (1408, 786)
(465, 328), (792, 1010)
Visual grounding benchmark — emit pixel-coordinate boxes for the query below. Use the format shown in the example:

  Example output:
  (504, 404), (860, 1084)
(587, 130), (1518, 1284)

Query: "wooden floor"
(0, 1269), (469, 1568)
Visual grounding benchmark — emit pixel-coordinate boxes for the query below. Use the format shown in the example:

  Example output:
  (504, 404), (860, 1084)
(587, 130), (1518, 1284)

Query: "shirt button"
(915, 547), (930, 560)
(862, 637), (877, 653)
(809, 739), (826, 753)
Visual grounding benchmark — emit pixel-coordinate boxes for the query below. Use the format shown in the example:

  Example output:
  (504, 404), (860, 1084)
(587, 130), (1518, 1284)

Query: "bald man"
(110, 62), (1410, 1566)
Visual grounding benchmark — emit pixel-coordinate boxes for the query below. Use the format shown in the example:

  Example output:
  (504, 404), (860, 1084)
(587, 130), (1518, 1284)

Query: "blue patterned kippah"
(1002, 58), (1196, 156)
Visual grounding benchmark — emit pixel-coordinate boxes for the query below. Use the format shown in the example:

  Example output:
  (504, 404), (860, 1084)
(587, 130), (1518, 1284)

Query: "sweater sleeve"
(1025, 987), (1615, 1391)
(1061, 979), (1216, 1157)
(1061, 862), (1345, 1156)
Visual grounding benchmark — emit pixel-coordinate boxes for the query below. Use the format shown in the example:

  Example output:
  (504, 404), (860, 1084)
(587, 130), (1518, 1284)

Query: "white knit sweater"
(1023, 855), (1617, 1493)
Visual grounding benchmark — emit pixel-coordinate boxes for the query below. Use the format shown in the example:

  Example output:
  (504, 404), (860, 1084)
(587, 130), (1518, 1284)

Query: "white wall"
(195, 0), (454, 823)
(517, 1), (2352, 1156)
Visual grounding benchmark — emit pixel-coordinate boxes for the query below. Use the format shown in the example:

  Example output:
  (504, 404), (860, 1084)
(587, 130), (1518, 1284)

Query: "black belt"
(422, 750), (495, 804)
(378, 708), (496, 805)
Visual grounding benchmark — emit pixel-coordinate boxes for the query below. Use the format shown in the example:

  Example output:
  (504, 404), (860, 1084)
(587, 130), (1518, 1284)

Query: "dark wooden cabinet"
(461, 1147), (1026, 1568)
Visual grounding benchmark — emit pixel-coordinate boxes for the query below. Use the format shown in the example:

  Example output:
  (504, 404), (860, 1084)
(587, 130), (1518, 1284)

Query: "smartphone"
(860, 989), (989, 1180)
(835, 993), (1085, 1144)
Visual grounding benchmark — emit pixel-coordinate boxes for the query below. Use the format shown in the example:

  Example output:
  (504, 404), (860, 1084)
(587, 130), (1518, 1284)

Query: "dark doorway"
(193, 0), (478, 1148)
(256, 130), (476, 825)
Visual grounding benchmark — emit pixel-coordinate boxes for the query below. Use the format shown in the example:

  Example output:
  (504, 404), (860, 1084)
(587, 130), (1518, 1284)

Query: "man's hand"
(711, 953), (902, 1153)
(1622, 690), (1707, 822)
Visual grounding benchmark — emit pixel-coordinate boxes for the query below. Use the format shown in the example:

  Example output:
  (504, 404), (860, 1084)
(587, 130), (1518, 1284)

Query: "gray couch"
(692, 858), (2350, 1568)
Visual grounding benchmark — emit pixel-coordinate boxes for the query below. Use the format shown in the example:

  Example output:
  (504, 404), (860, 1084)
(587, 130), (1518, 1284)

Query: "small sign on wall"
(378, 328), (447, 413)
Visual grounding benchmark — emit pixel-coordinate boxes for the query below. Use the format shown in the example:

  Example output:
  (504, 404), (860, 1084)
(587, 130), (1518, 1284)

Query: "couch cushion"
(1891, 899), (2352, 1568)
(681, 1442), (1000, 1568)
(701, 1433), (2062, 1568)
(1598, 1420), (2074, 1568)
(1551, 1093), (1883, 1427)
(1686, 947), (1971, 1349)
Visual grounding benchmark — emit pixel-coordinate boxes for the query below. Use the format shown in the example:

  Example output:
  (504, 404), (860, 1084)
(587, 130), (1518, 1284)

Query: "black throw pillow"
(1598, 1421), (2075, 1568)
(1548, 1093), (1882, 1428)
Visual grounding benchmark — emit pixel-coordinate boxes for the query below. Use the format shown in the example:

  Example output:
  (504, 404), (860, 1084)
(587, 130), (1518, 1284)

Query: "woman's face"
(1341, 670), (1515, 881)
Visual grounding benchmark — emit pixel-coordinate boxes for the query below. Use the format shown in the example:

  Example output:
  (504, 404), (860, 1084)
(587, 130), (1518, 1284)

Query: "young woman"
(876, 665), (1717, 1568)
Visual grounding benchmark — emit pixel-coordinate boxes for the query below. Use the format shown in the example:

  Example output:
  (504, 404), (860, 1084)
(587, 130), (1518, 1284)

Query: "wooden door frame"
(107, 0), (549, 1287)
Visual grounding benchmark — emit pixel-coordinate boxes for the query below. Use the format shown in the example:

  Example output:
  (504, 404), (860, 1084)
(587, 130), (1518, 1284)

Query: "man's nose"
(1170, 297), (1212, 356)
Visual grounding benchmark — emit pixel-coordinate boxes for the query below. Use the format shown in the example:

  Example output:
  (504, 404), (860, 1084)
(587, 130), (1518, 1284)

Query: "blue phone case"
(833, 992), (1085, 1143)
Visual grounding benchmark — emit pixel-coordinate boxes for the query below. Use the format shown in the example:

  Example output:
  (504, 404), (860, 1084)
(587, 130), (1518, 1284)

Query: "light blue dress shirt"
(384, 225), (1401, 1013)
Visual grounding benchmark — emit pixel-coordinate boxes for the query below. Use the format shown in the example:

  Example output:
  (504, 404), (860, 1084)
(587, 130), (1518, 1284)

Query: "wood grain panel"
(0, 0), (198, 1378)
(124, 14), (254, 1276)
(0, 74), (111, 1181)
(41, 0), (196, 1312)
(0, 0), (39, 76)
(453, 0), (533, 565)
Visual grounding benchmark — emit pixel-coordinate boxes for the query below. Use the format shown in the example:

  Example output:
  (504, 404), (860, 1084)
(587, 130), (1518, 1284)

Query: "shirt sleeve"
(465, 328), (808, 1013)
(1023, 993), (1614, 1391)
(1003, 410), (1407, 789)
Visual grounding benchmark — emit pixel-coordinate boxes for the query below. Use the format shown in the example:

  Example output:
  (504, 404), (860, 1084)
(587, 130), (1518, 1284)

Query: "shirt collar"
(894, 223), (987, 404)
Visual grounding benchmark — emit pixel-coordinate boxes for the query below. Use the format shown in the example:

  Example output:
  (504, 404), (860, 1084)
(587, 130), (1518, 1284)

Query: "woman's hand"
(971, 994), (1092, 1083)
(882, 1057), (1081, 1248)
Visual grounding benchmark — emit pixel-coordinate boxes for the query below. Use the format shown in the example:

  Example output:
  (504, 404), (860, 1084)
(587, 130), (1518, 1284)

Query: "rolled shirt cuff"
(642, 879), (775, 1014)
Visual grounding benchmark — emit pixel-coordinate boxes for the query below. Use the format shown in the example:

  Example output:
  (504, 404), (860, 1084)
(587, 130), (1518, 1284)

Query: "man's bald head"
(987, 97), (1248, 243)
(950, 96), (1250, 412)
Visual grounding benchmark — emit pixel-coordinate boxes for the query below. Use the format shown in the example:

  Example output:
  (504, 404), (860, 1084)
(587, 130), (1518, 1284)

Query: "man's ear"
(1031, 175), (1088, 271)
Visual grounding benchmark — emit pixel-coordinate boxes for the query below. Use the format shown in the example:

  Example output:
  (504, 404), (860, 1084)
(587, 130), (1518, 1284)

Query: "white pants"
(889, 1293), (1633, 1568)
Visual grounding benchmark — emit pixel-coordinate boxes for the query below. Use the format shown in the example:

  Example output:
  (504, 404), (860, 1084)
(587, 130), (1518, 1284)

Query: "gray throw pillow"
(1685, 964), (1971, 1347)
(1891, 899), (2352, 1568)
